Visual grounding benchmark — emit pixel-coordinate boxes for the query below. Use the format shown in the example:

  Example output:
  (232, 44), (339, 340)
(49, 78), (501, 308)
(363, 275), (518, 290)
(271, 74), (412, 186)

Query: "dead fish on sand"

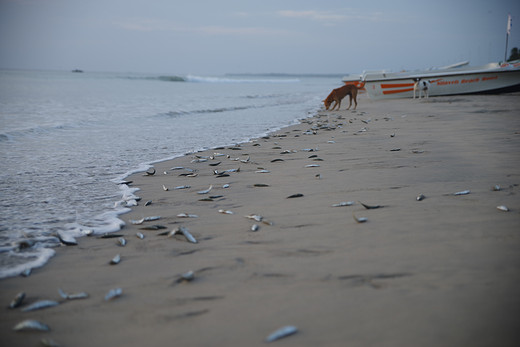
(144, 168), (156, 176)
(169, 226), (198, 243)
(177, 213), (199, 218)
(139, 225), (166, 230)
(21, 300), (59, 312)
(162, 185), (169, 191)
(218, 209), (234, 215)
(331, 201), (354, 207)
(359, 202), (383, 209)
(253, 183), (269, 187)
(305, 164), (320, 168)
(492, 185), (501, 191)
(57, 231), (78, 246)
(9, 292), (26, 309)
(270, 158), (284, 162)
(245, 214), (263, 222)
(104, 288), (122, 301)
(251, 224), (260, 232)
(174, 185), (191, 190)
(136, 232), (145, 239)
(353, 214), (368, 223)
(175, 270), (195, 284)
(58, 288), (89, 300)
(416, 194), (426, 201)
(453, 190), (470, 196)
(256, 169), (270, 173)
(117, 237), (127, 247)
(197, 185), (213, 194)
(110, 254), (121, 265)
(287, 193), (304, 198)
(265, 325), (298, 343)
(497, 205), (510, 212)
(13, 319), (50, 332)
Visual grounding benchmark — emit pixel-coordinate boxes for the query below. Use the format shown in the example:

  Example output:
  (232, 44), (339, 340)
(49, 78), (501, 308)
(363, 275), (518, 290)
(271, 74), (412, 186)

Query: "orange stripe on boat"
(382, 88), (414, 95)
(381, 83), (415, 89)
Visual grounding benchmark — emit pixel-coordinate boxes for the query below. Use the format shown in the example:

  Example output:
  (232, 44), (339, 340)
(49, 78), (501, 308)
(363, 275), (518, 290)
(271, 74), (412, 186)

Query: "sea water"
(0, 70), (341, 278)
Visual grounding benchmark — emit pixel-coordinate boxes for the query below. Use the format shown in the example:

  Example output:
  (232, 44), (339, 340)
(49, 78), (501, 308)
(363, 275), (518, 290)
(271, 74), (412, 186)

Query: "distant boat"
(343, 60), (520, 99)
(71, 69), (84, 73)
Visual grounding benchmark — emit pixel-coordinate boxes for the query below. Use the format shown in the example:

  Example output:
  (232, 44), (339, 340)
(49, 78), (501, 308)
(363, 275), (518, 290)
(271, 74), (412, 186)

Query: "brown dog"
(323, 85), (358, 110)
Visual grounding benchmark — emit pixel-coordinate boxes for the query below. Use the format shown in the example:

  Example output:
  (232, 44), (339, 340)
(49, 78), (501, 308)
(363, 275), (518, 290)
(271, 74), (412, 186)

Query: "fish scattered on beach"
(416, 194), (426, 201)
(191, 158), (207, 163)
(162, 185), (169, 191)
(99, 233), (124, 239)
(287, 193), (304, 198)
(21, 300), (59, 312)
(256, 169), (270, 173)
(175, 270), (195, 284)
(104, 288), (123, 301)
(136, 232), (145, 239)
(177, 213), (199, 218)
(245, 214), (263, 222)
(144, 168), (156, 176)
(139, 225), (166, 230)
(222, 184), (230, 188)
(218, 209), (234, 215)
(13, 319), (50, 332)
(251, 224), (260, 232)
(492, 185), (501, 191)
(117, 237), (127, 247)
(58, 288), (89, 300)
(390, 148), (401, 152)
(209, 161), (221, 166)
(197, 185), (213, 194)
(305, 164), (320, 168)
(454, 190), (470, 196)
(57, 231), (78, 246)
(359, 202), (383, 209)
(331, 201), (355, 207)
(497, 205), (510, 212)
(270, 158), (284, 162)
(144, 200), (152, 206)
(110, 254), (121, 265)
(353, 214), (368, 223)
(9, 292), (26, 309)
(169, 226), (198, 243)
(253, 183), (269, 187)
(265, 325), (298, 343)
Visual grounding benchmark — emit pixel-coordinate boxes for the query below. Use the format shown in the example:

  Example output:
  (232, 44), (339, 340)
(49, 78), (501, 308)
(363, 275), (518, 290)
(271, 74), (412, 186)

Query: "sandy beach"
(1, 93), (520, 346)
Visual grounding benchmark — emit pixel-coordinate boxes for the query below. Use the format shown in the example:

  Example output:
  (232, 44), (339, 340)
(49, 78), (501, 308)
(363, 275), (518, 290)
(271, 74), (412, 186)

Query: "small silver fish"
(110, 254), (121, 265)
(176, 270), (195, 283)
(497, 205), (510, 212)
(353, 214), (368, 223)
(104, 288), (122, 301)
(177, 213), (198, 218)
(222, 184), (230, 188)
(305, 164), (320, 168)
(144, 216), (161, 221)
(197, 185), (213, 194)
(416, 194), (426, 201)
(331, 201), (354, 207)
(174, 185), (191, 190)
(492, 185), (501, 191)
(245, 214), (263, 222)
(9, 292), (25, 309)
(180, 227), (197, 244)
(359, 202), (383, 209)
(117, 237), (127, 247)
(57, 231), (78, 246)
(21, 300), (59, 312)
(58, 288), (88, 300)
(218, 209), (234, 215)
(144, 168), (156, 176)
(130, 218), (144, 225)
(136, 232), (145, 239)
(13, 319), (50, 332)
(265, 325), (298, 343)
(256, 169), (270, 173)
(162, 185), (169, 191)
(454, 190), (470, 196)
(251, 224), (260, 232)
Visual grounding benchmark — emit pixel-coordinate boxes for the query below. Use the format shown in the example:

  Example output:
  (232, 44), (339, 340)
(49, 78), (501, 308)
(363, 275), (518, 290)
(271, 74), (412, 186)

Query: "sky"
(1, 0), (519, 75)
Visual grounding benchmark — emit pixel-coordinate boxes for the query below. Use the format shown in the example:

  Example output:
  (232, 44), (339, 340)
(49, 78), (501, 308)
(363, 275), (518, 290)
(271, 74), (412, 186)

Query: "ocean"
(0, 69), (342, 278)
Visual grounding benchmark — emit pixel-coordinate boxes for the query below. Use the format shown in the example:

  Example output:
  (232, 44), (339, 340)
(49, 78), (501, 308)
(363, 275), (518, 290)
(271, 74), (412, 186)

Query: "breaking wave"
(122, 74), (300, 84)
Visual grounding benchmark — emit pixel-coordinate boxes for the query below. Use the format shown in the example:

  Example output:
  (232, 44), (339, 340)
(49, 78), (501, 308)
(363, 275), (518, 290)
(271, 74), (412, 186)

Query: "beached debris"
(265, 325), (298, 343)
(57, 231), (78, 246)
(9, 292), (25, 309)
(197, 185), (213, 194)
(331, 201), (355, 207)
(117, 237), (127, 247)
(492, 185), (501, 191)
(453, 190), (470, 196)
(110, 254), (121, 265)
(21, 300), (59, 312)
(251, 224), (260, 232)
(497, 205), (510, 212)
(218, 209), (234, 215)
(245, 214), (263, 222)
(13, 319), (50, 332)
(177, 213), (199, 218)
(174, 270), (195, 284)
(162, 185), (169, 191)
(353, 214), (368, 223)
(287, 193), (304, 199)
(136, 232), (145, 239)
(169, 226), (198, 243)
(58, 288), (89, 300)
(359, 202), (383, 209)
(416, 194), (426, 201)
(144, 168), (156, 176)
(104, 288), (122, 301)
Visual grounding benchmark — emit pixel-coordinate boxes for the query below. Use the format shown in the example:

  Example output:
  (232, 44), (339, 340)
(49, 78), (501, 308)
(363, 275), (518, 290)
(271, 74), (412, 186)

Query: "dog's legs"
(336, 99), (341, 110)
(353, 95), (357, 110)
(346, 95), (351, 110)
(330, 100), (337, 111)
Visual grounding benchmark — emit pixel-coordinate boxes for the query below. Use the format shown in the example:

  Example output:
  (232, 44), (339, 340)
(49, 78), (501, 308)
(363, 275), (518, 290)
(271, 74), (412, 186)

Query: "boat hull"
(364, 62), (520, 99)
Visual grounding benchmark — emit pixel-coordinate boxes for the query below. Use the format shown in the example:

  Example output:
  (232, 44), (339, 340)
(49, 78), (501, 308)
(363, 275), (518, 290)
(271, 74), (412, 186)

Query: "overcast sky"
(1, 0), (519, 75)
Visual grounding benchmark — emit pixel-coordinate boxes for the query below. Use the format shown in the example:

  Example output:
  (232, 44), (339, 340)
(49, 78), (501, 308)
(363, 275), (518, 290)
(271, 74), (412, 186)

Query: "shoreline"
(1, 94), (520, 346)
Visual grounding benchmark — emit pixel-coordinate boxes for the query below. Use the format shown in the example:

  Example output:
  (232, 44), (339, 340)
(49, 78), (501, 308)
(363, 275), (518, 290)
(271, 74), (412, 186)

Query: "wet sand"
(1, 94), (520, 346)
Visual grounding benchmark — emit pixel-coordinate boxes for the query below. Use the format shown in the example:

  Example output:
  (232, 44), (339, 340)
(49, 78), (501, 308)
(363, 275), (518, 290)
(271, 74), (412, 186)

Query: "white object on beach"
(265, 325), (298, 343)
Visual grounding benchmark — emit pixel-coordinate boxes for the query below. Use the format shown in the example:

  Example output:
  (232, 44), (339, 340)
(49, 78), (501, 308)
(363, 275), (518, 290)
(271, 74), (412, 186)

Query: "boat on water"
(343, 60), (520, 99)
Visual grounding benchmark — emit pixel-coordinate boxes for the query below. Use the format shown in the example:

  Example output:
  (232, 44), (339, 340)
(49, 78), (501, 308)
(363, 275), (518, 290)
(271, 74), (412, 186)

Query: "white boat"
(345, 60), (520, 99)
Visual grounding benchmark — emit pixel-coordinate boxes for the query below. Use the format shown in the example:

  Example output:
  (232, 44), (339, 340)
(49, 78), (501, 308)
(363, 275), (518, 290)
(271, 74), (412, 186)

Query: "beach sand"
(1, 94), (520, 346)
